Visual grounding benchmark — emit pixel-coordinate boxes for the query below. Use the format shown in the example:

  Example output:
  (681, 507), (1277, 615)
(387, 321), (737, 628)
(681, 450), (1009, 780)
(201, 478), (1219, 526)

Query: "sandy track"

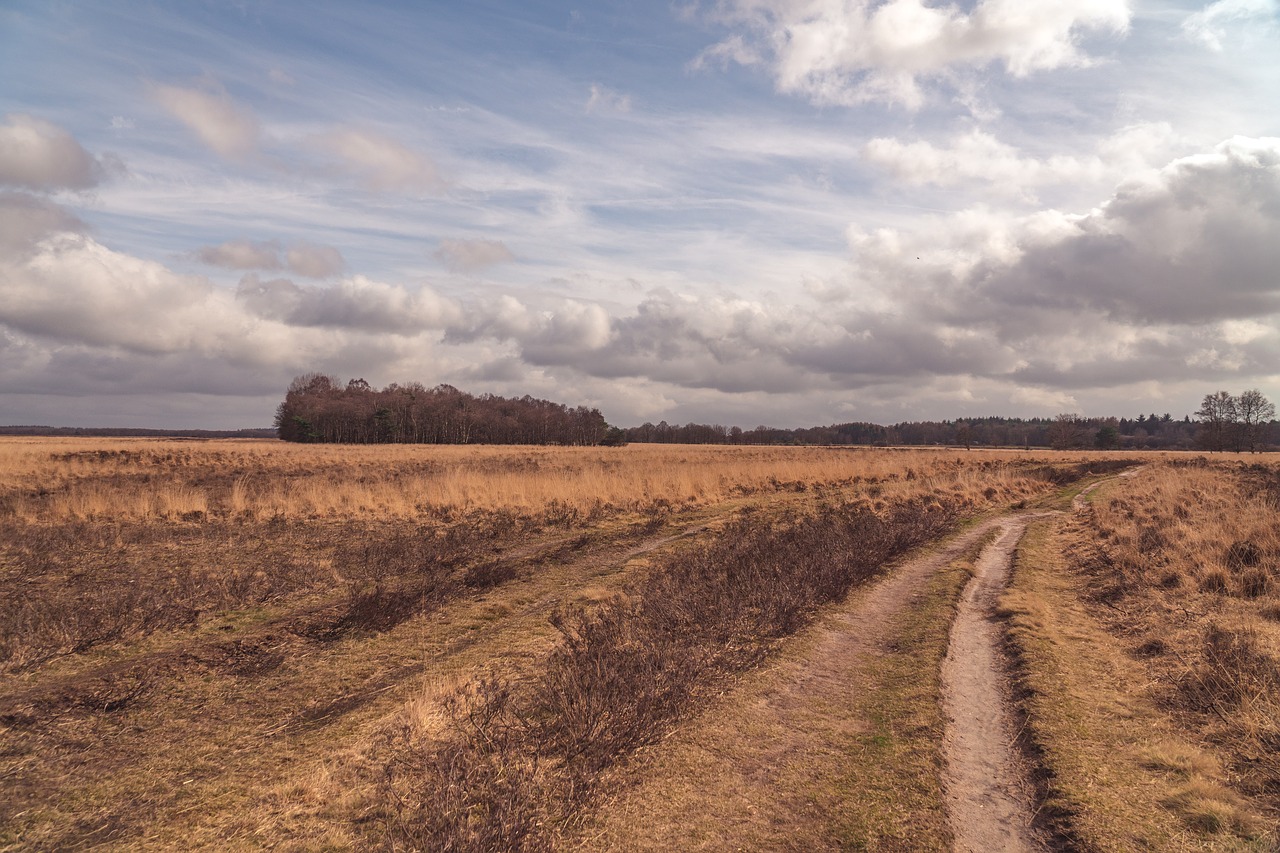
(940, 516), (1049, 852)
(572, 516), (1015, 851)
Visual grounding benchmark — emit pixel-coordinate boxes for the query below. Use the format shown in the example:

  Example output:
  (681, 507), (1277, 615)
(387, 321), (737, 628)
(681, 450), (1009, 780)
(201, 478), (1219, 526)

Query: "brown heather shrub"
(0, 520), (492, 671)
(1179, 625), (1280, 714)
(1239, 569), (1272, 599)
(380, 680), (551, 853)
(1200, 570), (1230, 595)
(378, 496), (961, 850)
(1224, 540), (1264, 570)
(0, 440), (1140, 675)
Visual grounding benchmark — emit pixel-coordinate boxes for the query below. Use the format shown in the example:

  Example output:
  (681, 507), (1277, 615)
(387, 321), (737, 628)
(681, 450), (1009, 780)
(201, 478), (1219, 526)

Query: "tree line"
(274, 374), (608, 445)
(620, 390), (1276, 451)
(270, 375), (1274, 451)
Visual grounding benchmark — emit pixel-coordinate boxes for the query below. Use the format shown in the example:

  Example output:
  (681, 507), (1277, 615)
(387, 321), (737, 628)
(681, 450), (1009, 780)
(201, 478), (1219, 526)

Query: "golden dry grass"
(0, 439), (1156, 850)
(1001, 460), (1280, 849)
(1, 437), (1153, 523)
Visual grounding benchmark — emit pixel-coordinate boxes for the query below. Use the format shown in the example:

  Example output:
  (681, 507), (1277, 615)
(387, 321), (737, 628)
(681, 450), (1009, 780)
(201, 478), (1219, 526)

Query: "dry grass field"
(5, 438), (1272, 850)
(1003, 458), (1280, 850)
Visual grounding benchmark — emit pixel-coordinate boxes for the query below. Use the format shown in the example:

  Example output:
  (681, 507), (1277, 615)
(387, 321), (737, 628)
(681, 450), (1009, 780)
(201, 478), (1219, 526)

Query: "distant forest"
(622, 415), (1199, 449)
(274, 374), (608, 445)
(0, 426), (276, 439)
(623, 390), (1278, 452)
(5, 383), (1272, 451)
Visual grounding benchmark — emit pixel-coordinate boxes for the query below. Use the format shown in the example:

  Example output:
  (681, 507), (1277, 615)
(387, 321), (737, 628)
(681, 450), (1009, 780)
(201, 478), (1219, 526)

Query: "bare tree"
(1196, 391), (1239, 452)
(1047, 413), (1087, 450)
(1237, 389), (1276, 453)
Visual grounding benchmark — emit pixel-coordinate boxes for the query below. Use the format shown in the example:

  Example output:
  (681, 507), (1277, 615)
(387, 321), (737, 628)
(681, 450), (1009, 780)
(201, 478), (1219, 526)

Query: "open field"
(2, 439), (1276, 850)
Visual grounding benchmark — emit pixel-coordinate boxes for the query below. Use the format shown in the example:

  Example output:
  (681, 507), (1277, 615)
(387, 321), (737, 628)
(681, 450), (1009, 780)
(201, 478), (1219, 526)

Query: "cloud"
(863, 123), (1178, 196)
(695, 0), (1131, 107)
(969, 136), (1280, 329)
(195, 239), (345, 277)
(0, 114), (108, 190)
(317, 128), (443, 192)
(441, 137), (1280, 401)
(196, 239), (282, 271)
(4, 134), (1274, 425)
(285, 241), (345, 278)
(151, 81), (261, 159)
(235, 273), (460, 332)
(586, 84), (632, 113)
(0, 229), (468, 405)
(434, 238), (515, 272)
(1182, 0), (1277, 51)
(0, 191), (86, 254)
(1, 233), (235, 354)
(688, 34), (761, 70)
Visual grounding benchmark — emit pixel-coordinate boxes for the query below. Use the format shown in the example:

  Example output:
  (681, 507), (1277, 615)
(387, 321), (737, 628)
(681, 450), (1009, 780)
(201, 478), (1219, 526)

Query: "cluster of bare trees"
(1195, 389), (1276, 453)
(274, 374), (608, 445)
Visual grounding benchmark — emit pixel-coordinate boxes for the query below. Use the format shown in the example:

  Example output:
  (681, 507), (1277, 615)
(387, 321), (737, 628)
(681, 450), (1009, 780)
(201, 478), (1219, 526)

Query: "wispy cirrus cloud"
(150, 80), (261, 159)
(195, 239), (345, 278)
(434, 238), (515, 272)
(1182, 0), (1278, 51)
(315, 127), (444, 192)
(586, 84), (632, 113)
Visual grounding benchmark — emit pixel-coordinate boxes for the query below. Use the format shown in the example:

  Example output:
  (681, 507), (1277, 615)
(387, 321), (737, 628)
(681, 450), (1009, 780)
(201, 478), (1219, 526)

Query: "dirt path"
(571, 517), (1013, 851)
(940, 516), (1048, 852)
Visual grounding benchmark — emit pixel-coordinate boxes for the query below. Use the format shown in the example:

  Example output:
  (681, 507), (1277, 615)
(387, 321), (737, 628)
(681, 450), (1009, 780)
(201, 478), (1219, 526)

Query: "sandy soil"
(940, 516), (1049, 853)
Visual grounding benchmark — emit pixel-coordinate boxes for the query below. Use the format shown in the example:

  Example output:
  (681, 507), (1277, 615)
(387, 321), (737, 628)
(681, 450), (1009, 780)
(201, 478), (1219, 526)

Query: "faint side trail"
(940, 516), (1049, 853)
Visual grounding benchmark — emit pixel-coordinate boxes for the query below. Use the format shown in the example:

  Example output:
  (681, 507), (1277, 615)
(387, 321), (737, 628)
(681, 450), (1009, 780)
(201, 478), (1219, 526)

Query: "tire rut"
(571, 516), (1014, 851)
(940, 515), (1050, 853)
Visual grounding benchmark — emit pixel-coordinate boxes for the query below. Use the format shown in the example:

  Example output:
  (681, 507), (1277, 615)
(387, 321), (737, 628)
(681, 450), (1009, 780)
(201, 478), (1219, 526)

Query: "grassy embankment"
(1002, 458), (1280, 850)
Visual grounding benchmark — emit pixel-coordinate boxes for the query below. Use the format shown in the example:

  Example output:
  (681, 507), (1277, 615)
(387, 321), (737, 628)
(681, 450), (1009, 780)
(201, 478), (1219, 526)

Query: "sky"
(1, 0), (1279, 429)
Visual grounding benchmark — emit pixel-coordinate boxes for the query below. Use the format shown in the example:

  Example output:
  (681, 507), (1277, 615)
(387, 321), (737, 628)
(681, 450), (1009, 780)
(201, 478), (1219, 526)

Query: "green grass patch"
(824, 534), (992, 851)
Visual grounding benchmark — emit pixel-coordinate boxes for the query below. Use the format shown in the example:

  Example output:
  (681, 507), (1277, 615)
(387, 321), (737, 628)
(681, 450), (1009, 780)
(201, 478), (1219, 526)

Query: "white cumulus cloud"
(863, 122), (1177, 196)
(195, 239), (282, 270)
(696, 0), (1131, 108)
(285, 241), (345, 278)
